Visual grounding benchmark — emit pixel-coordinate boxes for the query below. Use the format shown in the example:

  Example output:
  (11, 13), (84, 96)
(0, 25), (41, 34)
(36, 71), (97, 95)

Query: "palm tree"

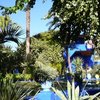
(0, 16), (24, 44)
(26, 4), (30, 56)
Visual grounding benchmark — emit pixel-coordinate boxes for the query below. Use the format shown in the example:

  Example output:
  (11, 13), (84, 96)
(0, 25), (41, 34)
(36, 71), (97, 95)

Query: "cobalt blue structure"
(64, 35), (95, 69)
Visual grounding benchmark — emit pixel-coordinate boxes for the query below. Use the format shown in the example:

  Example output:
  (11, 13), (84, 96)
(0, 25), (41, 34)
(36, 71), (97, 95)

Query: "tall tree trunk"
(26, 5), (30, 56)
(23, 5), (30, 74)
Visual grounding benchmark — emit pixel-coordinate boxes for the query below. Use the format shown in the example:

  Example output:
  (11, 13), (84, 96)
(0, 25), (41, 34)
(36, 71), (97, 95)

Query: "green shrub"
(0, 79), (33, 100)
(4, 73), (32, 81)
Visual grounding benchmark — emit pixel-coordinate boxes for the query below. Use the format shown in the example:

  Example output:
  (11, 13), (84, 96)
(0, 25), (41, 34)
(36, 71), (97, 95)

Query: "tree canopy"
(0, 0), (36, 14)
(46, 0), (100, 46)
(18, 30), (63, 71)
(13, 31), (63, 81)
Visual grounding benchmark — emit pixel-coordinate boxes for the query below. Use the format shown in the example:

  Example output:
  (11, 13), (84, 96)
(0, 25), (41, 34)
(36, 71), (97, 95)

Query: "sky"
(0, 0), (53, 50)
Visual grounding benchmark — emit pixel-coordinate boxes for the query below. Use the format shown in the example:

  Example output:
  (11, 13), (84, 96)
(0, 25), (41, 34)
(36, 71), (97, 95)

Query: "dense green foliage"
(15, 31), (64, 82)
(46, 0), (100, 47)
(0, 16), (24, 76)
(32, 31), (63, 66)
(0, 30), (99, 81)
(0, 79), (33, 100)
(0, 30), (64, 81)
(0, 0), (99, 83)
(0, 45), (12, 75)
(0, 45), (23, 76)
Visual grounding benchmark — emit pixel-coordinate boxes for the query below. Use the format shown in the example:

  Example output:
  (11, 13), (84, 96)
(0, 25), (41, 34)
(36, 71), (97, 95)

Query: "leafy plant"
(34, 61), (58, 83)
(72, 57), (83, 73)
(46, 0), (100, 47)
(0, 79), (33, 100)
(91, 64), (100, 75)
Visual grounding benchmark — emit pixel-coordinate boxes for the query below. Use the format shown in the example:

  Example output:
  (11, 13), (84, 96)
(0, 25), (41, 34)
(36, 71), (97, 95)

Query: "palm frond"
(0, 21), (24, 44)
